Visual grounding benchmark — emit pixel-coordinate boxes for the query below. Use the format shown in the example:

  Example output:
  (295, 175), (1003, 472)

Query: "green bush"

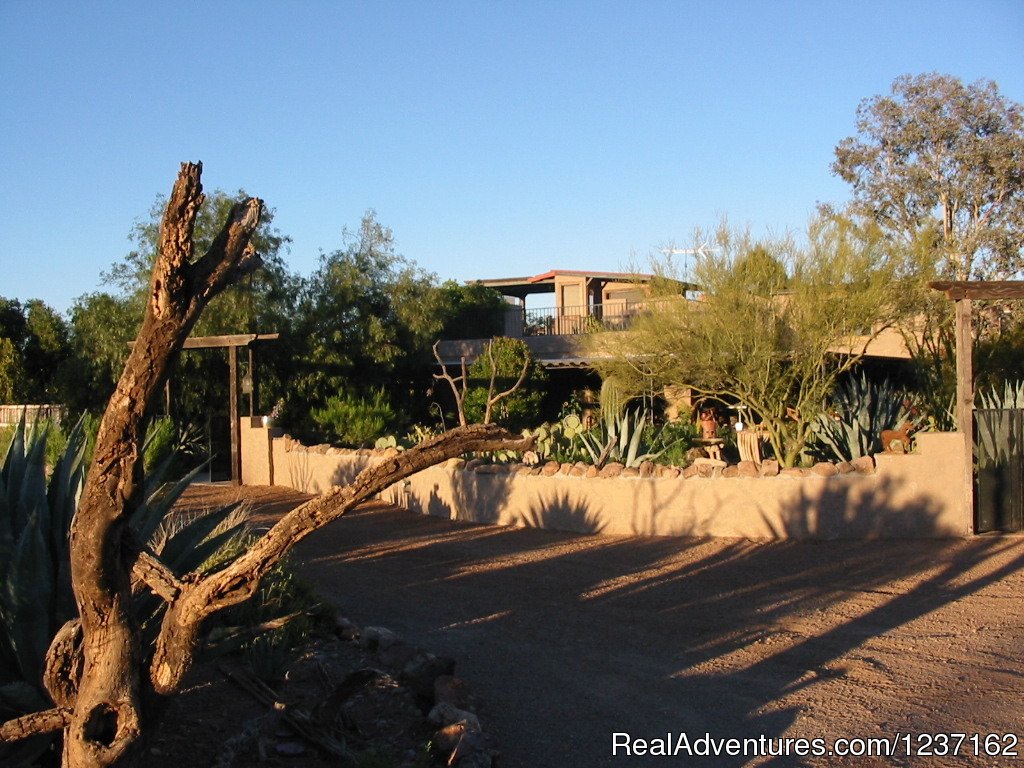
(311, 389), (395, 447)
(463, 337), (547, 430)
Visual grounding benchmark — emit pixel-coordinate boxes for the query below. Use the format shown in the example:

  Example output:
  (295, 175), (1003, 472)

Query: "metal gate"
(975, 408), (1024, 533)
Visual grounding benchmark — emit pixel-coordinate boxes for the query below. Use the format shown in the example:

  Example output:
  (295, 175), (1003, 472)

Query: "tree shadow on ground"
(245, 485), (1024, 768)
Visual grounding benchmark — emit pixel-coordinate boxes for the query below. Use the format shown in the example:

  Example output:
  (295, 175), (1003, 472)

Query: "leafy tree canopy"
(0, 297), (72, 404)
(831, 72), (1024, 281)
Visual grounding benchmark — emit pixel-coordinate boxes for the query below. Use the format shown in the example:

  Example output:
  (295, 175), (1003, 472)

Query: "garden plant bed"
(169, 484), (1024, 768)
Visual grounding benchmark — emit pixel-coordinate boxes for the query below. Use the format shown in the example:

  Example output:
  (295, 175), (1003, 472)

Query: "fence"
(0, 404), (67, 426)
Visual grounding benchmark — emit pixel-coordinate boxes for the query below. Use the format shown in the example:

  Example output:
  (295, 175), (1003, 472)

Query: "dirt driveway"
(196, 486), (1024, 767)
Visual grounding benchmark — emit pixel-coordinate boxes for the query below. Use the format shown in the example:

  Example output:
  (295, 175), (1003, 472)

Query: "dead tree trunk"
(0, 163), (533, 768)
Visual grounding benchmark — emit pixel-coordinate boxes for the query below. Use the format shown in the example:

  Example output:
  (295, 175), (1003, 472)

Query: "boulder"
(600, 463), (625, 478)
(759, 459), (780, 477)
(541, 461), (561, 476)
(360, 625), (398, 651)
(682, 464), (700, 479)
(736, 460), (759, 478)
(811, 462), (839, 477)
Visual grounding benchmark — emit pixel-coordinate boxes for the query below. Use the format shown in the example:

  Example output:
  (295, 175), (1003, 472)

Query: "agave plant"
(975, 379), (1024, 468)
(579, 406), (672, 468)
(809, 373), (917, 462)
(0, 414), (248, 766)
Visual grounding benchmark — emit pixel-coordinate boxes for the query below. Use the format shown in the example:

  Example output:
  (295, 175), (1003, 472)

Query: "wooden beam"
(954, 298), (975, 535)
(182, 333), (280, 349)
(126, 333), (280, 350)
(929, 280), (1024, 301)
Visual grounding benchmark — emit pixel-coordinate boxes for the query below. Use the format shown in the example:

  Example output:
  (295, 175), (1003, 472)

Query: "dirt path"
(190, 485), (1024, 767)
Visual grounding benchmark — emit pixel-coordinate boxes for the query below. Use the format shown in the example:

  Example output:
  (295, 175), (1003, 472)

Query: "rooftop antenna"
(659, 243), (718, 296)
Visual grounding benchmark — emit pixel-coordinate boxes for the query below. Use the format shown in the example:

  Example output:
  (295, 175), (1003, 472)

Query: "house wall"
(241, 422), (971, 540)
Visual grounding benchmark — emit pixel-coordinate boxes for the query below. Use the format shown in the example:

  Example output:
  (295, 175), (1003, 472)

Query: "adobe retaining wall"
(241, 422), (970, 539)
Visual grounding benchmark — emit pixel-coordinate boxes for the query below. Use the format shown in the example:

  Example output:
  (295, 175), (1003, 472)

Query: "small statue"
(698, 408), (719, 440)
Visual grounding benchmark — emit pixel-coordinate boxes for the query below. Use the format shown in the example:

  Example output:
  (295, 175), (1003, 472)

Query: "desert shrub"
(463, 337), (547, 430)
(311, 389), (396, 447)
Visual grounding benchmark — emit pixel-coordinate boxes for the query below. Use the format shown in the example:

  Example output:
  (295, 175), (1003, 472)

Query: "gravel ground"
(181, 484), (1024, 768)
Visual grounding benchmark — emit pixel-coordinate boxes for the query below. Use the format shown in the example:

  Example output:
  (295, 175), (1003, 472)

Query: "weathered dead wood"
(63, 162), (264, 768)
(433, 342), (470, 427)
(0, 708), (71, 740)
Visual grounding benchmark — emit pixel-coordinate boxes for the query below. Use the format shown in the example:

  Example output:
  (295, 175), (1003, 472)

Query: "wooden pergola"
(929, 280), (1024, 533)
(131, 332), (279, 485)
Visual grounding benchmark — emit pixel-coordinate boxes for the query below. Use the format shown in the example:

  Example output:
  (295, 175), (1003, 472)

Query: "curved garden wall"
(241, 422), (970, 539)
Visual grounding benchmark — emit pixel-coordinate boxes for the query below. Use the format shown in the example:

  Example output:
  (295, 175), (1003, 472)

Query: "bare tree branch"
(482, 341), (530, 425)
(432, 342), (469, 428)
(0, 708), (71, 741)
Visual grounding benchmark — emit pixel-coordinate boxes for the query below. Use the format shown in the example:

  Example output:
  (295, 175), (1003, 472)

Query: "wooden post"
(247, 346), (257, 417)
(228, 345), (241, 486)
(955, 297), (974, 534)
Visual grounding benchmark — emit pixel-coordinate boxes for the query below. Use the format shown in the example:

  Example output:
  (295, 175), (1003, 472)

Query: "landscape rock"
(692, 457), (727, 468)
(428, 702), (481, 732)
(585, 465), (600, 478)
(685, 447), (709, 462)
(402, 653), (456, 704)
(474, 464), (503, 474)
(811, 462), (839, 477)
(781, 467), (806, 477)
(600, 463), (624, 478)
(434, 674), (473, 710)
(541, 461), (561, 476)
(737, 460), (759, 478)
(836, 460), (855, 474)
(639, 460), (656, 478)
(464, 458), (484, 471)
(559, 462), (573, 475)
(446, 457), (467, 469)
(852, 455), (876, 474)
(682, 464), (699, 479)
(377, 639), (419, 669)
(759, 459), (780, 477)
(569, 462), (587, 477)
(361, 626), (398, 651)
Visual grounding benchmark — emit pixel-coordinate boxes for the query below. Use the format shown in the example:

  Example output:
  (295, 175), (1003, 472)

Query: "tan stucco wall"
(241, 422), (970, 539)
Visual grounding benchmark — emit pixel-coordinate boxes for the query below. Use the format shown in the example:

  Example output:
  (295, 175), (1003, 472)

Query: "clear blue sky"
(2, 0), (1022, 313)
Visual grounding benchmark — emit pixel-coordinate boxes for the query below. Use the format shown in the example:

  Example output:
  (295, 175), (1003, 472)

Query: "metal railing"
(504, 301), (650, 337)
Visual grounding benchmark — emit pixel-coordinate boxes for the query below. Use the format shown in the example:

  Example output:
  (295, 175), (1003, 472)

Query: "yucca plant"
(0, 415), (249, 766)
(809, 373), (917, 462)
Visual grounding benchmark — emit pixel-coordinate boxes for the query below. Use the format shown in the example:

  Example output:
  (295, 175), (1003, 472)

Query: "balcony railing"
(504, 301), (650, 337)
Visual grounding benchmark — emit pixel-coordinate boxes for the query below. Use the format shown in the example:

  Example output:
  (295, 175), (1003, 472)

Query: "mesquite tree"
(0, 163), (530, 767)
